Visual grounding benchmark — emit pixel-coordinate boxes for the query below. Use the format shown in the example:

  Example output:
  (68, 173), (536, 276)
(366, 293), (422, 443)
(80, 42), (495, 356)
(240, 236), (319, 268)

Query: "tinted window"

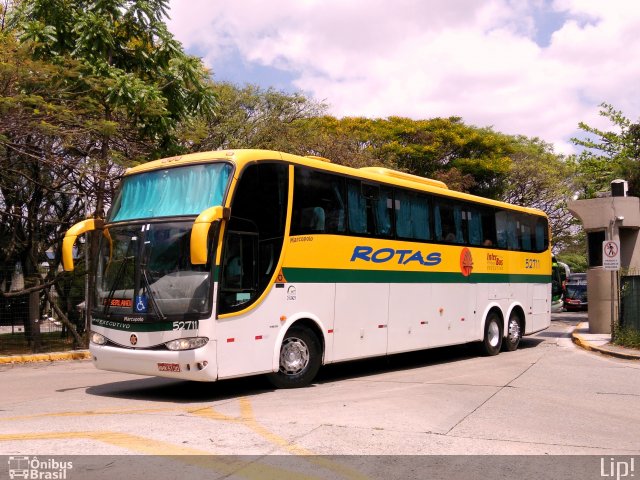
(535, 218), (548, 252)
(219, 163), (288, 314)
(395, 190), (431, 240)
(434, 200), (464, 243)
(347, 180), (393, 237)
(292, 168), (346, 235)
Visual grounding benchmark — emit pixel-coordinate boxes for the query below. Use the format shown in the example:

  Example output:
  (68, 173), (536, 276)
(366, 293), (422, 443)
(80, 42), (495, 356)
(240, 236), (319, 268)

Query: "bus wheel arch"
(267, 318), (324, 389)
(479, 307), (503, 356)
(503, 306), (525, 352)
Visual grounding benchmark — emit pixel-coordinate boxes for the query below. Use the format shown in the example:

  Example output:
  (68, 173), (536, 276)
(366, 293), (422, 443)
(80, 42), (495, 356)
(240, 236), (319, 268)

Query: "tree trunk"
(27, 277), (42, 353)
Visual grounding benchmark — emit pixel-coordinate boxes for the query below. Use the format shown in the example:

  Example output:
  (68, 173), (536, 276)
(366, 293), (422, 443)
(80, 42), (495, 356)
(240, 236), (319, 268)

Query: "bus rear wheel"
(267, 326), (322, 388)
(479, 312), (502, 356)
(502, 311), (522, 352)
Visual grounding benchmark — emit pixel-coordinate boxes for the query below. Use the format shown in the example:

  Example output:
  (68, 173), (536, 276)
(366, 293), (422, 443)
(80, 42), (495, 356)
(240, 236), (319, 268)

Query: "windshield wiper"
(140, 266), (166, 321)
(139, 235), (166, 321)
(103, 254), (133, 318)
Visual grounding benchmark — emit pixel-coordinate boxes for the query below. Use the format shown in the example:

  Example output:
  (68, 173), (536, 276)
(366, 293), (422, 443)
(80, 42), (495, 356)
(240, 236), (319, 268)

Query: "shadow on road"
(86, 338), (547, 403)
(86, 375), (274, 403)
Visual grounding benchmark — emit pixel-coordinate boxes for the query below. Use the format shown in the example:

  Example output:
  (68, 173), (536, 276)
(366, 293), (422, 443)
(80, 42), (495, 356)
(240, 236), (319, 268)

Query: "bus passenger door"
(333, 283), (389, 361)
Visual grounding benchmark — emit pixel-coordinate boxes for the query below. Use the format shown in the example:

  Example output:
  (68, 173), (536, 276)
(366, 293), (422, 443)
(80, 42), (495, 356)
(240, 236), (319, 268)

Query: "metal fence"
(0, 265), (86, 355)
(620, 274), (640, 332)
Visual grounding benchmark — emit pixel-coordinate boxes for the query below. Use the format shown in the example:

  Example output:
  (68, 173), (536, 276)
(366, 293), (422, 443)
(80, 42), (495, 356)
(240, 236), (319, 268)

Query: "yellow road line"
(1, 398), (370, 479)
(192, 398), (369, 480)
(0, 431), (331, 480)
(0, 407), (178, 422)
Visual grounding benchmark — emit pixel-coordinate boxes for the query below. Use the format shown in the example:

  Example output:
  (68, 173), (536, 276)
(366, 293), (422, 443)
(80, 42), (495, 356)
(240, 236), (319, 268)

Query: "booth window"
(587, 230), (605, 267)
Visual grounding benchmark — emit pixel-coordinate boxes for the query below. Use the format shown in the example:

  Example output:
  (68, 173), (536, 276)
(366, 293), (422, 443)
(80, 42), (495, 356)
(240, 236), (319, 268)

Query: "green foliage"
(572, 103), (640, 197)
(7, 0), (216, 158)
(287, 116), (516, 198)
(193, 82), (324, 153)
(502, 137), (578, 250)
(613, 325), (640, 349)
(556, 253), (587, 273)
(0, 0), (217, 340)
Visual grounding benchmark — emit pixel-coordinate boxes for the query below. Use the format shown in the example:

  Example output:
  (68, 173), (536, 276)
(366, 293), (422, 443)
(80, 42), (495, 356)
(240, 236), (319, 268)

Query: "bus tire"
(479, 311), (502, 356)
(502, 311), (522, 352)
(267, 326), (322, 389)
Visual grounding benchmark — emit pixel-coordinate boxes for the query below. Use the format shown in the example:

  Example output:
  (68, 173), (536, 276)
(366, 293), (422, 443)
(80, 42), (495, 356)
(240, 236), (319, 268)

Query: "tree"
(0, 33), (90, 348)
(191, 82), (324, 152)
(286, 116), (514, 198)
(502, 137), (577, 251)
(572, 103), (640, 197)
(1, 0), (217, 346)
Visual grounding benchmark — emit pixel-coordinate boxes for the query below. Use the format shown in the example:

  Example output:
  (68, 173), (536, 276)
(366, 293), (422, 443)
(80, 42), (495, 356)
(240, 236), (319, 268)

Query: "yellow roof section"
(124, 149), (546, 217)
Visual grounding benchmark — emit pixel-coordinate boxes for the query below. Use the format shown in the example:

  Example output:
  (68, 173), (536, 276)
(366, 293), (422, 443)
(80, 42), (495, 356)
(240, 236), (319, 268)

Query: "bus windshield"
(109, 163), (232, 222)
(94, 221), (214, 320)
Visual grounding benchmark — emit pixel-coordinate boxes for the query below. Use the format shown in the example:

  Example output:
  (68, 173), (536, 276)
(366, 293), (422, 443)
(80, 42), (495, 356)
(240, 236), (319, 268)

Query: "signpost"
(603, 240), (621, 336)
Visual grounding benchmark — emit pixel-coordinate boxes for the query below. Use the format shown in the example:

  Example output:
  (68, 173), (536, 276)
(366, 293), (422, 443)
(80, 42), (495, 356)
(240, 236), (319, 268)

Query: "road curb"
(0, 350), (91, 364)
(572, 322), (640, 360)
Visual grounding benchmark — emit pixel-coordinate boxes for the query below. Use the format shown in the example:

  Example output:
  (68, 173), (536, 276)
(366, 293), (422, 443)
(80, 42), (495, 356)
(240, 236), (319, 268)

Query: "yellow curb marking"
(0, 351), (91, 364)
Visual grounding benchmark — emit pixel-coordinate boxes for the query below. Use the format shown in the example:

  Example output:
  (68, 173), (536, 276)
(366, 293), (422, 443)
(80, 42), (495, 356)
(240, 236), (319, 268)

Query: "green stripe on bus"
(282, 267), (550, 284)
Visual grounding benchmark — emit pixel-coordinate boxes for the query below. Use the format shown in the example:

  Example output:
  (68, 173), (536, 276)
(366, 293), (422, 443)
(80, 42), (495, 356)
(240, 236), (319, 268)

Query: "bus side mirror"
(191, 206), (231, 265)
(62, 219), (104, 272)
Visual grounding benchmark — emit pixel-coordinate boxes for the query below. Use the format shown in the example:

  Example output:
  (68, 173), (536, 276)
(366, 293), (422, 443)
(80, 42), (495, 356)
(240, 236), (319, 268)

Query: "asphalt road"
(1, 311), (639, 464)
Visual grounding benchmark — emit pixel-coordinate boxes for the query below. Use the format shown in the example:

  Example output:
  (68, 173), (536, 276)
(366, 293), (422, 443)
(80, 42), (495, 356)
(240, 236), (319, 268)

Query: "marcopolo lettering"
(350, 246), (441, 266)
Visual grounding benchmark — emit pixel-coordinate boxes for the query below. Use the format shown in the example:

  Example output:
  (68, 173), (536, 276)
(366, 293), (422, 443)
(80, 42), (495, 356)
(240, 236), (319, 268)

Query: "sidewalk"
(0, 350), (90, 364)
(571, 321), (640, 360)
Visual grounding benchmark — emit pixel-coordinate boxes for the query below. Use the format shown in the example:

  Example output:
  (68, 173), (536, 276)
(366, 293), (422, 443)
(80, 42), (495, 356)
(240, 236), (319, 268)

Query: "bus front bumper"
(89, 341), (218, 382)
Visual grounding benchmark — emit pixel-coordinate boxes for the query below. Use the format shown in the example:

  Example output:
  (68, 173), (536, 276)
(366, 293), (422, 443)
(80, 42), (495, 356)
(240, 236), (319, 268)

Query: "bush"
(613, 325), (640, 349)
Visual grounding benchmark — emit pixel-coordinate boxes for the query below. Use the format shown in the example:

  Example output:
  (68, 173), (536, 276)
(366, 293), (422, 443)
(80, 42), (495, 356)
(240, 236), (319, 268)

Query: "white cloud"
(167, 0), (640, 154)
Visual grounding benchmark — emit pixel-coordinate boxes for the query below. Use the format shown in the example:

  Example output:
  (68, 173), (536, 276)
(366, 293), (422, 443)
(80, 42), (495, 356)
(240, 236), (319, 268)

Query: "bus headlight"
(165, 337), (208, 351)
(90, 331), (107, 345)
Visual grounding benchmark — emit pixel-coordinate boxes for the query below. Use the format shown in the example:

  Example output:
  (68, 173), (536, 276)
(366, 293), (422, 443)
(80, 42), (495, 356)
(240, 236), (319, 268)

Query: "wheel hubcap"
(488, 321), (500, 347)
(280, 337), (309, 375)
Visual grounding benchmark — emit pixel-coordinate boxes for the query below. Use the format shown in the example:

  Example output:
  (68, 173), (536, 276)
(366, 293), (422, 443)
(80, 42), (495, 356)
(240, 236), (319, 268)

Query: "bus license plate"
(157, 363), (181, 372)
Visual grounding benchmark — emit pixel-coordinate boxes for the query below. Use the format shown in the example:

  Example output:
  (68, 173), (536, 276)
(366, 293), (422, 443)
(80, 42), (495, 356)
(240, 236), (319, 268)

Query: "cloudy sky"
(167, 0), (640, 154)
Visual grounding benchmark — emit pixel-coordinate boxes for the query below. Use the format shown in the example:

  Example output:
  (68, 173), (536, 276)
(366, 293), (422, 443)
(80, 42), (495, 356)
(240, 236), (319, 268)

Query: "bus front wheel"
(268, 326), (322, 388)
(480, 312), (503, 356)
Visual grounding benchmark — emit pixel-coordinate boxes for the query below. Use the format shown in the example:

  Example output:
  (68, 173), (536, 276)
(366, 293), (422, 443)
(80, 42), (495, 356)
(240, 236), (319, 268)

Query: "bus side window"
(395, 190), (431, 241)
(465, 208), (483, 246)
(292, 168), (346, 235)
(496, 210), (521, 250)
(347, 181), (393, 237)
(535, 217), (548, 252)
(434, 200), (464, 243)
(519, 214), (533, 251)
(480, 207), (497, 247)
(495, 211), (508, 248)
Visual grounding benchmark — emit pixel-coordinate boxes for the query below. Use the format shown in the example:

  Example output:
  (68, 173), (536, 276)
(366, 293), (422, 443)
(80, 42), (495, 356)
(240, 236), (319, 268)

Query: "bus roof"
(124, 149), (547, 217)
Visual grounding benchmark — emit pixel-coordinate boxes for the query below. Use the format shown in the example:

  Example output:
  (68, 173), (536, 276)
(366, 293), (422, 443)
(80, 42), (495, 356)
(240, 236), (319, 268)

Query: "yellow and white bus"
(63, 149), (551, 388)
